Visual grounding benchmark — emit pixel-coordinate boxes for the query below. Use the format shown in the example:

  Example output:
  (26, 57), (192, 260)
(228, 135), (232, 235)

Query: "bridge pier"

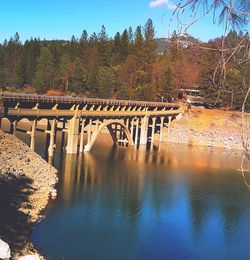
(9, 120), (17, 135)
(135, 118), (139, 145)
(66, 117), (79, 154)
(168, 116), (172, 133)
(47, 119), (57, 157)
(159, 117), (164, 142)
(30, 119), (37, 151)
(12, 120), (18, 136)
(87, 118), (92, 145)
(150, 117), (156, 143)
(130, 118), (134, 139)
(79, 118), (86, 153)
(140, 116), (149, 145)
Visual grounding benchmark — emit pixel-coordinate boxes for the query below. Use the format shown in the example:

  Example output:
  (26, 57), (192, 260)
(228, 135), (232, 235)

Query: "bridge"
(0, 93), (182, 156)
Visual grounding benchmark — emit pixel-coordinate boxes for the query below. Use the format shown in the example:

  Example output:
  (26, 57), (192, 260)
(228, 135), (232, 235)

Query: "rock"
(0, 239), (11, 259)
(51, 188), (57, 199)
(18, 255), (40, 260)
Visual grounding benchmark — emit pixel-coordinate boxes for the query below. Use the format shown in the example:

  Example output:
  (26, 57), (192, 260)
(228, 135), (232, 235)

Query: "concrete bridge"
(0, 93), (182, 156)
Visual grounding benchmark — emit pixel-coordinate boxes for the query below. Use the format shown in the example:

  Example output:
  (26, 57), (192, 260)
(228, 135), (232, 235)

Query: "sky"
(0, 0), (248, 43)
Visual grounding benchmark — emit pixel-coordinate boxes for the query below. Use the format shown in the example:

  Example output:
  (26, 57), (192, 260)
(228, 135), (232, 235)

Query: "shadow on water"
(0, 172), (34, 254)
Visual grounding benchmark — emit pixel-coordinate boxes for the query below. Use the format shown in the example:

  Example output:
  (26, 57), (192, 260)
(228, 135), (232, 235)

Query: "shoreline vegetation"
(0, 130), (58, 259)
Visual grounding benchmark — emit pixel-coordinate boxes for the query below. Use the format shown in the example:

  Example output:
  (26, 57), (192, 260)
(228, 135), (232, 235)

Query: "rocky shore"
(165, 107), (250, 151)
(0, 130), (58, 259)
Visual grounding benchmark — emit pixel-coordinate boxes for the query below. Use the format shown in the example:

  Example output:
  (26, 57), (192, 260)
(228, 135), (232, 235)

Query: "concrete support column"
(125, 118), (129, 128)
(139, 116), (149, 145)
(66, 117), (79, 154)
(95, 119), (99, 131)
(12, 120), (17, 136)
(130, 119), (134, 140)
(30, 119), (37, 150)
(159, 117), (164, 142)
(48, 119), (56, 157)
(151, 117), (156, 143)
(61, 120), (66, 150)
(87, 118), (93, 144)
(168, 116), (172, 133)
(135, 118), (139, 145)
(79, 118), (86, 153)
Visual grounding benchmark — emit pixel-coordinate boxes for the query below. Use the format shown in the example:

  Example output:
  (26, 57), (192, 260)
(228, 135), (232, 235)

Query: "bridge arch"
(84, 119), (134, 152)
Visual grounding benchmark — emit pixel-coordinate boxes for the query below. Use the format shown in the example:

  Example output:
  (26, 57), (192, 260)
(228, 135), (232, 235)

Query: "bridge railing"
(0, 93), (180, 108)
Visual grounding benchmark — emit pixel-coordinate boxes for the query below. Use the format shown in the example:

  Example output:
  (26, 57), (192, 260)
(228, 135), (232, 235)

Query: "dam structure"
(0, 93), (182, 156)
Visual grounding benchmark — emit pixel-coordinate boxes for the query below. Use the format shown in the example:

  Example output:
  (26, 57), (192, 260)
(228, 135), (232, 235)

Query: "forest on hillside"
(0, 19), (249, 110)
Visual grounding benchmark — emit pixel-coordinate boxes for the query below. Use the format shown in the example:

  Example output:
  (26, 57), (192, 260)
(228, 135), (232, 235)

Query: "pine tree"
(59, 53), (74, 92)
(128, 27), (134, 44)
(133, 26), (145, 68)
(70, 58), (87, 94)
(97, 66), (115, 98)
(80, 30), (88, 48)
(98, 25), (111, 66)
(144, 19), (156, 68)
(15, 55), (27, 88)
(121, 29), (130, 61)
(33, 47), (54, 93)
(113, 32), (122, 64)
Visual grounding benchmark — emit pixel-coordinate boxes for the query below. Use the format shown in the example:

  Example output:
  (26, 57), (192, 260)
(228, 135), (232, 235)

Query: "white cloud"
(149, 0), (176, 10)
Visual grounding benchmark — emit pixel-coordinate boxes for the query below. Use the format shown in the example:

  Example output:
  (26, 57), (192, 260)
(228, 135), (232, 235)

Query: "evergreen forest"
(0, 19), (249, 110)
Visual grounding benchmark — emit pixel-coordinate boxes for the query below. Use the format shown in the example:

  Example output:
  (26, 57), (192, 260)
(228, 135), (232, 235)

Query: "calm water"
(6, 121), (250, 260)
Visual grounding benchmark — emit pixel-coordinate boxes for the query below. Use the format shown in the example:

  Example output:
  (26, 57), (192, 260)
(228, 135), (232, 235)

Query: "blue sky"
(0, 0), (246, 43)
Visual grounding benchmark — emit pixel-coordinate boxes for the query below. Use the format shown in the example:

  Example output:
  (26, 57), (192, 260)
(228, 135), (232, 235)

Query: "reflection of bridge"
(0, 93), (182, 156)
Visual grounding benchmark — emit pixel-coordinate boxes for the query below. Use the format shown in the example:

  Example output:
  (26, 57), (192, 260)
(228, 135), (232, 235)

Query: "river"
(11, 123), (250, 259)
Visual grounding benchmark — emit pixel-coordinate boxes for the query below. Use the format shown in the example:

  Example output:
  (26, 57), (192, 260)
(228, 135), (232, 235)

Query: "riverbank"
(165, 107), (250, 151)
(0, 130), (58, 259)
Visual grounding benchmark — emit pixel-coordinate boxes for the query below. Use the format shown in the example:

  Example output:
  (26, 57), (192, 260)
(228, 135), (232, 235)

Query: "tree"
(80, 30), (88, 48)
(98, 25), (112, 66)
(164, 31), (185, 95)
(133, 26), (145, 68)
(118, 55), (139, 99)
(71, 58), (87, 94)
(97, 66), (115, 98)
(33, 47), (54, 93)
(113, 32), (122, 64)
(144, 19), (156, 68)
(121, 29), (130, 61)
(59, 53), (74, 92)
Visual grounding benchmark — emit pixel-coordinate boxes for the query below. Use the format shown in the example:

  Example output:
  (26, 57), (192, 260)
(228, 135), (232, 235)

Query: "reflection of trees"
(188, 177), (211, 236)
(187, 169), (248, 240)
(57, 141), (250, 244)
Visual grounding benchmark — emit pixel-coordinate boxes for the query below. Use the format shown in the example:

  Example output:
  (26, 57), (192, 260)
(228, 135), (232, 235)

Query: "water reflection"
(30, 138), (250, 260)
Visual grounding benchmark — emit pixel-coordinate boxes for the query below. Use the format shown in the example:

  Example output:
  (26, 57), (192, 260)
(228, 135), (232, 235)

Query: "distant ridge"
(155, 33), (203, 54)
